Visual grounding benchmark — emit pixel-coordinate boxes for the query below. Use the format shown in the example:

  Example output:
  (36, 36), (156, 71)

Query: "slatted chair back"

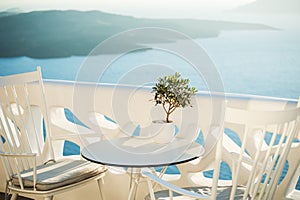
(0, 68), (107, 200)
(0, 66), (54, 190)
(226, 106), (300, 200)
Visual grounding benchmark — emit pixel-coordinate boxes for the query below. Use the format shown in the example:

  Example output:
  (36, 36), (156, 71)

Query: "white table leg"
(146, 177), (156, 200)
(128, 168), (141, 200)
(151, 166), (168, 190)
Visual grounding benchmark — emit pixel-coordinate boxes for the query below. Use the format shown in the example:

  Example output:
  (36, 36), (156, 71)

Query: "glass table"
(81, 137), (204, 199)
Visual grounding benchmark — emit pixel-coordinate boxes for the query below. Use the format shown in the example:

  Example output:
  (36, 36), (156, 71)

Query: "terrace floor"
(0, 193), (33, 200)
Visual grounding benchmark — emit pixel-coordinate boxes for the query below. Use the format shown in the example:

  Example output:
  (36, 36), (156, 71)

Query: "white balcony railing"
(0, 79), (299, 199)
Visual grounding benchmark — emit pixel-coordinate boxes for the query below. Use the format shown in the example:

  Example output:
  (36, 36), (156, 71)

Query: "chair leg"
(97, 178), (106, 200)
(10, 193), (18, 200)
(44, 196), (53, 200)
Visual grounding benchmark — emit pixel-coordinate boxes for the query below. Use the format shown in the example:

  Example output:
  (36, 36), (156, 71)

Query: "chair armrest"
(142, 171), (209, 199)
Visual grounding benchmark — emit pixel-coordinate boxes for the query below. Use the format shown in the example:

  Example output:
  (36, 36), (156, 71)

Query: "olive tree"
(152, 72), (197, 123)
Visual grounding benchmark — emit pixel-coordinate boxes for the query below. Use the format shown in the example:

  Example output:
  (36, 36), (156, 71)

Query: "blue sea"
(1, 28), (300, 189)
(0, 29), (299, 99)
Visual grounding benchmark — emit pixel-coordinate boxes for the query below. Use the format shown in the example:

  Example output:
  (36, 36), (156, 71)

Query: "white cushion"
(12, 159), (106, 191)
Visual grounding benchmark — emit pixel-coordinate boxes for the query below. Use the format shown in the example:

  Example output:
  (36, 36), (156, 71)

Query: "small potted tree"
(151, 72), (197, 142)
(152, 72), (197, 123)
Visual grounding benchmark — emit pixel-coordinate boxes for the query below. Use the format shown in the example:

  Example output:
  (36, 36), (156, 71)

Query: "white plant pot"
(151, 120), (175, 143)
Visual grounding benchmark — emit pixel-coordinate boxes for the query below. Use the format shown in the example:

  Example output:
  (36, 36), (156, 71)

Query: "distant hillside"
(0, 10), (275, 58)
(233, 0), (300, 14)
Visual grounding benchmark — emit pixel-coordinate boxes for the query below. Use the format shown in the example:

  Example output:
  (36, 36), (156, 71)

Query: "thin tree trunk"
(166, 112), (170, 123)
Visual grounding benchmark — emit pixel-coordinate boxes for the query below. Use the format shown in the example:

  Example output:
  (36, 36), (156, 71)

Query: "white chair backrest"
(226, 106), (300, 200)
(0, 67), (54, 179)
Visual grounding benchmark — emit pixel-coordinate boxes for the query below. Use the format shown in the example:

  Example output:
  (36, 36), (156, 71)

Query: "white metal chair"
(143, 106), (300, 200)
(0, 67), (107, 200)
(227, 106), (300, 200)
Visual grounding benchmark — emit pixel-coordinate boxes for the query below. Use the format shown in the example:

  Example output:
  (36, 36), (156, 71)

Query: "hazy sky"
(0, 0), (255, 18)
